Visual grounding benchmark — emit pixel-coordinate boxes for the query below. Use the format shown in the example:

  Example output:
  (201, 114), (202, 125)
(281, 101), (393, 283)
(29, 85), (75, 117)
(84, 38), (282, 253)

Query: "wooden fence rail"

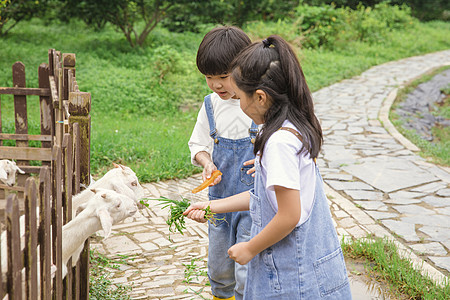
(0, 49), (91, 299)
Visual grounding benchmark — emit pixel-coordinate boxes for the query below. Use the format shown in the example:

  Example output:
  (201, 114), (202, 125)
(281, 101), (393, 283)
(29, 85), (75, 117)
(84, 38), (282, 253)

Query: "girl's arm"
(183, 191), (250, 222)
(228, 186), (300, 265)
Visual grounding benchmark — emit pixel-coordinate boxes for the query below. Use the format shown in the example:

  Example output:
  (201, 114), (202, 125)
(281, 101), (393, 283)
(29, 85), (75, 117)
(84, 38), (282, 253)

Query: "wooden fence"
(0, 49), (91, 299)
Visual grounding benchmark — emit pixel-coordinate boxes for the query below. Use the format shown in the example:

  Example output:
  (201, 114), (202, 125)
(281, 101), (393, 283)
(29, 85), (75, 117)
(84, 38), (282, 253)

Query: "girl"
(184, 35), (352, 299)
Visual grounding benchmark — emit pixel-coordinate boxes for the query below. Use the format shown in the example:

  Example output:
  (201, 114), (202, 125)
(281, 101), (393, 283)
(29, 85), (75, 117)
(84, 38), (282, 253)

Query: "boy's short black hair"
(196, 26), (251, 76)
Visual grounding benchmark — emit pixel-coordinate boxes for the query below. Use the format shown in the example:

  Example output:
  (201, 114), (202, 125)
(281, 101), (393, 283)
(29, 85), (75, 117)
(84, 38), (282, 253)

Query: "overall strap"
(249, 121), (259, 144)
(278, 127), (317, 164)
(204, 94), (218, 139)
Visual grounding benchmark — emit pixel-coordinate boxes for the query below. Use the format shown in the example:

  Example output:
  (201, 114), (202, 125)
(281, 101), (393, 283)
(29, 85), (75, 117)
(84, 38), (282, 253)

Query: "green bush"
(293, 2), (416, 49)
(349, 2), (415, 43)
(295, 4), (349, 48)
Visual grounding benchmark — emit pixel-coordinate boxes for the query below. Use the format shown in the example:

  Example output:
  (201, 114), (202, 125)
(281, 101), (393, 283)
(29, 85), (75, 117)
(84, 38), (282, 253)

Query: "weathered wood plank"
(24, 178), (38, 299)
(0, 87), (51, 96)
(0, 183), (25, 192)
(39, 167), (51, 300)
(6, 194), (22, 298)
(38, 63), (53, 158)
(0, 146), (53, 161)
(0, 133), (52, 142)
(52, 145), (63, 299)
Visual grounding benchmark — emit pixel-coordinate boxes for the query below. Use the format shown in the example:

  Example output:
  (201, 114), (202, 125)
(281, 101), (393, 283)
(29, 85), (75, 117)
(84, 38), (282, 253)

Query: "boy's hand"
(203, 162), (222, 186)
(228, 242), (255, 265)
(243, 159), (256, 177)
(183, 201), (209, 223)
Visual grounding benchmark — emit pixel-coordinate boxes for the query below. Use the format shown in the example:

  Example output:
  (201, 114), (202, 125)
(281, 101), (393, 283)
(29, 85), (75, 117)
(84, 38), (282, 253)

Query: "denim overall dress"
(204, 94), (258, 300)
(245, 147), (352, 299)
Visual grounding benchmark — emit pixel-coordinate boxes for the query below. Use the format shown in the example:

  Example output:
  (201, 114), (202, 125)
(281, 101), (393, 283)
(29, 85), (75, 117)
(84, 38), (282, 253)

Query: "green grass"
(342, 236), (450, 299)
(89, 250), (133, 299)
(0, 18), (449, 181)
(390, 65), (450, 166)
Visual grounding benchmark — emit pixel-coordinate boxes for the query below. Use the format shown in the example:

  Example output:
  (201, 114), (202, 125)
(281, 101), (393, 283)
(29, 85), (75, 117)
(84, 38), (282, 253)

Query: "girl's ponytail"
(231, 35), (322, 160)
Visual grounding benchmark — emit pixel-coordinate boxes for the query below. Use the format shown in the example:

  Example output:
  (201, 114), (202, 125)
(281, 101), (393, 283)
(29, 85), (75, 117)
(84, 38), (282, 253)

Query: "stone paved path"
(91, 50), (450, 299)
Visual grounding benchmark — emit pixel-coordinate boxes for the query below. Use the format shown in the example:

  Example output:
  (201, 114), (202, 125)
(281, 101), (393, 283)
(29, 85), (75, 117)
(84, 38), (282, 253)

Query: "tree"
(162, 0), (299, 33)
(0, 0), (49, 36)
(62, 0), (196, 47)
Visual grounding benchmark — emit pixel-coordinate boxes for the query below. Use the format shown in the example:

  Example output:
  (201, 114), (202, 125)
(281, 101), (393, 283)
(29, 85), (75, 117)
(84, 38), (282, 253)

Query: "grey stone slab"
(343, 157), (438, 193)
(437, 188), (450, 197)
(392, 205), (435, 215)
(411, 181), (446, 193)
(410, 242), (448, 256)
(421, 196), (450, 208)
(354, 200), (388, 211)
(102, 235), (142, 254)
(381, 219), (420, 242)
(345, 190), (383, 200)
(428, 256), (450, 273)
(419, 226), (450, 242)
(360, 149), (391, 156)
(384, 198), (422, 205)
(388, 190), (426, 200)
(402, 215), (450, 228)
(323, 173), (353, 181)
(436, 207), (450, 216)
(325, 180), (374, 191)
(365, 211), (398, 220)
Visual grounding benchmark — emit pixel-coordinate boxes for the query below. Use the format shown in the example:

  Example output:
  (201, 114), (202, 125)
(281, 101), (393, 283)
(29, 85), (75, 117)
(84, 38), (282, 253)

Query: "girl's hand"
(228, 242), (255, 265)
(243, 159), (256, 178)
(203, 162), (222, 186)
(183, 201), (210, 223)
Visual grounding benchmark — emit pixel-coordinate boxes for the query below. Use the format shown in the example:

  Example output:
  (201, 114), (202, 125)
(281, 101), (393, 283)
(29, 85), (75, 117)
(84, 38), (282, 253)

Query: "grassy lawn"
(342, 236), (450, 299)
(0, 18), (449, 182)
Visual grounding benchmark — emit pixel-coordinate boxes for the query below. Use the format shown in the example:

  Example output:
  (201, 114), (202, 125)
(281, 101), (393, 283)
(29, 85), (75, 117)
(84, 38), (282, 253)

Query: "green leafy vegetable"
(140, 197), (224, 235)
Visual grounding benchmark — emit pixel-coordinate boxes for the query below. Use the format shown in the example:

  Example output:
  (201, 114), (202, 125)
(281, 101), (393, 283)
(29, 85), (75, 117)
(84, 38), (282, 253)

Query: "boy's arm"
(228, 186), (300, 265)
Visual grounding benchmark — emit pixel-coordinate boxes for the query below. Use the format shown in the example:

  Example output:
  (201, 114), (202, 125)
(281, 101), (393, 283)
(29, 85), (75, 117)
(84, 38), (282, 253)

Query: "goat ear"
(112, 182), (135, 200)
(113, 163), (120, 168)
(0, 169), (7, 180)
(97, 209), (113, 239)
(15, 165), (25, 174)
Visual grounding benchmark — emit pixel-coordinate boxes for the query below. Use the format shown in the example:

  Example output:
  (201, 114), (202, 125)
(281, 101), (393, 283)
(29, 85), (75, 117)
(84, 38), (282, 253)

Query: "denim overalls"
(245, 149), (352, 299)
(204, 94), (258, 300)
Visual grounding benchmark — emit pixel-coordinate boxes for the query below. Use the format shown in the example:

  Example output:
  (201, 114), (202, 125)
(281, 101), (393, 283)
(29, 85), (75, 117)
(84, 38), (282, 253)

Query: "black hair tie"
(262, 39), (271, 48)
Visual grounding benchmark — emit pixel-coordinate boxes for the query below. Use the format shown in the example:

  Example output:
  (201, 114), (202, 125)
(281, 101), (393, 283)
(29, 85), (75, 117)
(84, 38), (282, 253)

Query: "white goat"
(0, 163), (145, 277)
(61, 188), (137, 278)
(0, 159), (25, 186)
(71, 163), (145, 215)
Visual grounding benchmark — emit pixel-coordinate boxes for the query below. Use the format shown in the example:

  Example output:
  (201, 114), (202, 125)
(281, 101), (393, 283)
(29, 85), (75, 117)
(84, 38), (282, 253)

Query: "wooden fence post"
(39, 167), (52, 300)
(68, 92), (91, 187)
(6, 194), (22, 298)
(24, 177), (38, 299)
(13, 61), (28, 197)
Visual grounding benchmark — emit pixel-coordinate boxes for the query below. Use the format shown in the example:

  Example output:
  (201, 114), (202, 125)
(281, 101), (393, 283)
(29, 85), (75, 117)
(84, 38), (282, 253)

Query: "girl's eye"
(221, 76), (229, 79)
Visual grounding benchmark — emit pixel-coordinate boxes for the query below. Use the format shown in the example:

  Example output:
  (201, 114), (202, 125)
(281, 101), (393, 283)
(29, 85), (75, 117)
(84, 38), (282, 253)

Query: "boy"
(188, 26), (256, 300)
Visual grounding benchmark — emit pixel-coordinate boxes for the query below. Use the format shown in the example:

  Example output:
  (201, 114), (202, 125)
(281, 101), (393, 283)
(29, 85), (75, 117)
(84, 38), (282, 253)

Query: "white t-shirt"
(259, 120), (316, 226)
(188, 93), (255, 166)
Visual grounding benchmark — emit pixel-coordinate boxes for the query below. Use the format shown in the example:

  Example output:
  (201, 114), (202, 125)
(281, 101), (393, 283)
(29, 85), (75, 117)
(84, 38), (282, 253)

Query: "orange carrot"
(191, 170), (222, 194)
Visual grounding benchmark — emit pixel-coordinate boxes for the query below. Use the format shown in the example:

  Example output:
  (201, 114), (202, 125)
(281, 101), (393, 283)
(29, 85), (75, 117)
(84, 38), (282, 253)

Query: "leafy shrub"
(245, 18), (304, 48)
(349, 2), (415, 43)
(295, 4), (349, 48)
(293, 2), (416, 49)
(150, 45), (182, 84)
